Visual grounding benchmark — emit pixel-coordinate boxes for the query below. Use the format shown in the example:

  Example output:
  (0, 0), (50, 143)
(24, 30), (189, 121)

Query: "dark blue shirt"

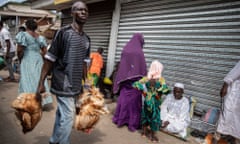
(45, 25), (90, 96)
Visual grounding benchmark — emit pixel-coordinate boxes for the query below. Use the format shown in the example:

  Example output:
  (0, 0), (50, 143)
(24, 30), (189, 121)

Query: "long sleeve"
(160, 94), (172, 121)
(224, 61), (240, 84)
(178, 98), (190, 127)
(162, 97), (190, 138)
(161, 96), (190, 127)
(132, 77), (148, 92)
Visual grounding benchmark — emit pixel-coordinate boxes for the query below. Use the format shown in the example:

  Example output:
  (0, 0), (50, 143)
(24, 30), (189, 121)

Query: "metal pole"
(16, 16), (19, 34)
(105, 0), (121, 77)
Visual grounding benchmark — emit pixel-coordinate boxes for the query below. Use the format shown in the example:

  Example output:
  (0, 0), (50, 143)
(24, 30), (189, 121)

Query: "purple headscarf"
(113, 33), (147, 93)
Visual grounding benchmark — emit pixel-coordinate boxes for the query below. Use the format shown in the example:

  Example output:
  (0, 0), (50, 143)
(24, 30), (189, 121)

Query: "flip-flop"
(3, 76), (10, 80)
(4, 78), (18, 82)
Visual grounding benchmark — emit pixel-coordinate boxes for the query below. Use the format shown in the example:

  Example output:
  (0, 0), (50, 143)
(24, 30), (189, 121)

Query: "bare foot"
(151, 135), (159, 143)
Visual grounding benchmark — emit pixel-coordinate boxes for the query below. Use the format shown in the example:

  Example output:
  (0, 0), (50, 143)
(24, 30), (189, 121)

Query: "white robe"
(161, 94), (190, 138)
(217, 61), (240, 139)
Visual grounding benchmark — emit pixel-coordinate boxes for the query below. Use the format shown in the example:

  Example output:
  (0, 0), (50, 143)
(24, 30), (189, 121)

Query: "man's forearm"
(6, 40), (10, 55)
(220, 82), (228, 97)
(39, 59), (53, 85)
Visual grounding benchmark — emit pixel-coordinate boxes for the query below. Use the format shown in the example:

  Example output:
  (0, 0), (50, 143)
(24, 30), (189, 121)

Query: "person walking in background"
(89, 47), (104, 86)
(18, 26), (26, 33)
(161, 83), (190, 139)
(213, 60), (240, 144)
(109, 61), (120, 100)
(15, 19), (53, 107)
(133, 60), (169, 142)
(0, 21), (17, 82)
(0, 42), (5, 75)
(36, 1), (90, 144)
(112, 33), (147, 132)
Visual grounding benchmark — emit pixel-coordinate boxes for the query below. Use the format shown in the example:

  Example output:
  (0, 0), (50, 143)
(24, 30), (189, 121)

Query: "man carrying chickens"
(36, 1), (90, 144)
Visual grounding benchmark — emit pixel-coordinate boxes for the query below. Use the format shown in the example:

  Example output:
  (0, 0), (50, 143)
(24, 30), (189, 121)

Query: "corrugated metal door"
(61, 2), (113, 74)
(84, 10), (112, 63)
(116, 0), (240, 112)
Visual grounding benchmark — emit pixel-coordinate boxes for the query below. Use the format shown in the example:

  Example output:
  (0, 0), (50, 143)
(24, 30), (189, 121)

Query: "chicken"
(75, 86), (109, 133)
(11, 93), (42, 134)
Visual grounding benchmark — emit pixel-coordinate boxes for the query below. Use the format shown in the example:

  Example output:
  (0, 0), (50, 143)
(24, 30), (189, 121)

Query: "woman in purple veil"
(112, 33), (147, 132)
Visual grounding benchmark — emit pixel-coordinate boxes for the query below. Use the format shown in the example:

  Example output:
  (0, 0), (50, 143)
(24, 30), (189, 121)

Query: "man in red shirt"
(89, 47), (104, 86)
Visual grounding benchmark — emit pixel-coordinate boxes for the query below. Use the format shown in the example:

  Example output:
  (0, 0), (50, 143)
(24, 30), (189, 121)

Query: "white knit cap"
(174, 83), (184, 89)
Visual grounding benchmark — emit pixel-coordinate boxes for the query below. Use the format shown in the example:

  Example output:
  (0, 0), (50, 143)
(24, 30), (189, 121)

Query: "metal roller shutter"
(116, 0), (240, 112)
(61, 12), (72, 27)
(61, 2), (113, 75)
(84, 10), (112, 64)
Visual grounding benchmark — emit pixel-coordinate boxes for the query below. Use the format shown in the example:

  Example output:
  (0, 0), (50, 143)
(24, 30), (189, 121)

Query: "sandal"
(4, 78), (18, 82)
(3, 76), (10, 81)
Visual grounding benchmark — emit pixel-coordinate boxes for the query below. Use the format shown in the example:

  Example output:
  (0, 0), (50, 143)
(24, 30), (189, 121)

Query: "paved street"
(0, 70), (199, 144)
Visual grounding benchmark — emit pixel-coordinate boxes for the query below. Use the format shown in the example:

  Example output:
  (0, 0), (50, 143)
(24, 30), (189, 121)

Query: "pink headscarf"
(147, 60), (164, 79)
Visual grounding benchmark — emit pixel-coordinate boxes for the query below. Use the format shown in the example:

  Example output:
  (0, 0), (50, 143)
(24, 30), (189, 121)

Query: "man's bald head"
(71, 1), (87, 12)
(71, 1), (88, 26)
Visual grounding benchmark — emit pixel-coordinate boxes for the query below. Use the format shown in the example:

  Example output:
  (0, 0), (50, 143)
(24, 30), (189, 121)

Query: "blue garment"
(49, 96), (75, 144)
(15, 32), (53, 105)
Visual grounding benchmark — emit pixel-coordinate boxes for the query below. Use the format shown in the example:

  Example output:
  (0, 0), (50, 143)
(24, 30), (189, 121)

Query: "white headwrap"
(174, 83), (184, 89)
(147, 60), (163, 79)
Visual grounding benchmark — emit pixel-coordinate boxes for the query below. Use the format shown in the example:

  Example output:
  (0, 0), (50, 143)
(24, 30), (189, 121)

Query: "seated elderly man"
(161, 83), (190, 138)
